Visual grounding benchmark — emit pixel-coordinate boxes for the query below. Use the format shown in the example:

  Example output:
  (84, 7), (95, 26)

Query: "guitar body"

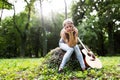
(81, 49), (102, 69)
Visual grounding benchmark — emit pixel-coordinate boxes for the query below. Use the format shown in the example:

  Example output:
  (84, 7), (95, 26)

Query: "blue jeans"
(59, 42), (86, 69)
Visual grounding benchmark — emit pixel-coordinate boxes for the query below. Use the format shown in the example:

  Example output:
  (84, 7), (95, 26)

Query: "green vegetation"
(0, 56), (120, 80)
(0, 0), (119, 79)
(0, 0), (120, 58)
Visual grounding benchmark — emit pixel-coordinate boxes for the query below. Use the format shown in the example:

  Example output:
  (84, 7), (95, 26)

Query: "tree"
(97, 0), (120, 55)
(71, 0), (120, 55)
(0, 17), (20, 57)
(28, 26), (43, 57)
(12, 0), (35, 57)
(39, 0), (47, 56)
(47, 12), (64, 51)
(0, 0), (12, 24)
(64, 0), (67, 19)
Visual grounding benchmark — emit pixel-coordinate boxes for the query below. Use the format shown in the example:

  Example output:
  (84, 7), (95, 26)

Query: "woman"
(58, 19), (86, 73)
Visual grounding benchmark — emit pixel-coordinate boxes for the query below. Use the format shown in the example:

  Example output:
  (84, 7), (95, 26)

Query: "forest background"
(0, 0), (120, 58)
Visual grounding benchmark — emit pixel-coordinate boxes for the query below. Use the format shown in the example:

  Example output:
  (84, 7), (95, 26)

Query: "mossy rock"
(45, 47), (83, 70)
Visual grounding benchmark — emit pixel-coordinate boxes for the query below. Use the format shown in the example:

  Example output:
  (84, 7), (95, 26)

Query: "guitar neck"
(78, 37), (88, 53)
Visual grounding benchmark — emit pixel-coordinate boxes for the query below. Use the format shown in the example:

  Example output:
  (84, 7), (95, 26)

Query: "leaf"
(0, 0), (12, 9)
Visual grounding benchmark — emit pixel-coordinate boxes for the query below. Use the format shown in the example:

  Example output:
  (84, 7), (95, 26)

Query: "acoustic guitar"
(78, 38), (102, 69)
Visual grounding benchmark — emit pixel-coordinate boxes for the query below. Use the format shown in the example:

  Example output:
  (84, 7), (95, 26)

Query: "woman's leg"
(74, 45), (86, 70)
(59, 43), (74, 69)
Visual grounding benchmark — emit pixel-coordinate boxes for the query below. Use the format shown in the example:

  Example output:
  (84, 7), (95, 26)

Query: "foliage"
(46, 13), (64, 51)
(0, 0), (12, 9)
(77, 16), (107, 56)
(71, 0), (120, 55)
(0, 0), (120, 58)
(0, 17), (20, 58)
(0, 55), (120, 79)
(0, 10), (64, 58)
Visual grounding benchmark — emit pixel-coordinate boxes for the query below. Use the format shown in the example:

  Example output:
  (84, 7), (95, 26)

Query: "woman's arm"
(73, 27), (78, 36)
(60, 28), (68, 43)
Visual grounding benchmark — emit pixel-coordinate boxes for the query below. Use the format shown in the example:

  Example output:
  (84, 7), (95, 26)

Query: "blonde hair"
(63, 18), (73, 27)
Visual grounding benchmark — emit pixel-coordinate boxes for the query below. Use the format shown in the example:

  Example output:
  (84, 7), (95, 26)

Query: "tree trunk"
(0, 8), (3, 24)
(39, 0), (47, 56)
(0, 1), (4, 25)
(35, 48), (39, 57)
(108, 22), (114, 55)
(98, 33), (106, 56)
(34, 28), (40, 57)
(13, 0), (32, 57)
(42, 29), (47, 56)
(20, 37), (26, 57)
(13, 4), (25, 57)
(64, 0), (67, 19)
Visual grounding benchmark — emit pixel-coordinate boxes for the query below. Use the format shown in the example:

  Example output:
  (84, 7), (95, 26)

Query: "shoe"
(81, 67), (86, 71)
(58, 68), (63, 73)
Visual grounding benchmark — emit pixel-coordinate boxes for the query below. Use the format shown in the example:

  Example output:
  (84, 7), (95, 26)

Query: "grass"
(0, 58), (42, 80)
(0, 56), (120, 80)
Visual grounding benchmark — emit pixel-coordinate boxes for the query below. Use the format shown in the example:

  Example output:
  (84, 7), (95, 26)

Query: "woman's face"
(64, 22), (74, 32)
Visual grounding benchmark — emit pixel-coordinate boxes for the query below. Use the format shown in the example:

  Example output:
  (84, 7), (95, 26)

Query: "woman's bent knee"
(68, 47), (74, 52)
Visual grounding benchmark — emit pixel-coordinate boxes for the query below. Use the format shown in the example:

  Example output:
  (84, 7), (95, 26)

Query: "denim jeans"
(59, 42), (86, 69)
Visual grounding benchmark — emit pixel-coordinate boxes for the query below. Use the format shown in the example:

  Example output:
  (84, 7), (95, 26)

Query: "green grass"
(0, 57), (120, 80)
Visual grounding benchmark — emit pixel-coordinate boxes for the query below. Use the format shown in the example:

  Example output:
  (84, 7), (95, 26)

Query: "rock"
(46, 47), (82, 70)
